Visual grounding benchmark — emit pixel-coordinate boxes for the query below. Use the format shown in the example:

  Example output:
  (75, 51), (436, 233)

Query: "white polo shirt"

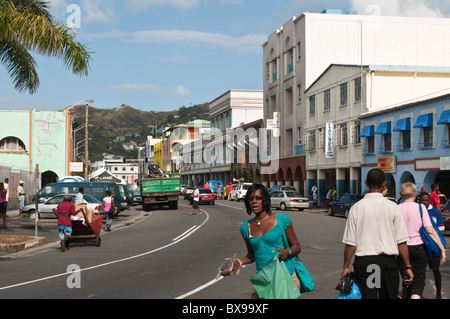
(342, 192), (409, 256)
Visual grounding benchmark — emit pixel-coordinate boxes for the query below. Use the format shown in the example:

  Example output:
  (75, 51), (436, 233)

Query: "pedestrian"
(101, 190), (116, 231)
(52, 195), (83, 251)
(189, 185), (202, 215)
(341, 168), (413, 299)
(217, 184), (222, 200)
(419, 191), (446, 299)
(4, 178), (9, 216)
(397, 183), (446, 299)
(226, 184), (302, 299)
(75, 187), (85, 204)
(430, 184), (441, 212)
(17, 180), (26, 217)
(0, 182), (7, 227)
(227, 182), (233, 201)
(311, 183), (317, 208)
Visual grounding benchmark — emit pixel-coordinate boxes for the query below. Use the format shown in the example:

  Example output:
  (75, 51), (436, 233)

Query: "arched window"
(0, 136), (26, 152)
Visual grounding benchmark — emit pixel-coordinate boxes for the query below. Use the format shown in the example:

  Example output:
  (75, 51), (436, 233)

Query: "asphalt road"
(0, 197), (449, 303)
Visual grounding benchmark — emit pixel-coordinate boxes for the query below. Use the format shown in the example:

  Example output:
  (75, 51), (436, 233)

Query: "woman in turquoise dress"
(231, 184), (302, 299)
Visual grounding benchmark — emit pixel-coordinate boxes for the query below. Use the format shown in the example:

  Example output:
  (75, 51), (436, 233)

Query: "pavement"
(0, 206), (149, 254)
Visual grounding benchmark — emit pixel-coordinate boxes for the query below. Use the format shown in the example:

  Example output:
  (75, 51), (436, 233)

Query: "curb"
(0, 235), (46, 253)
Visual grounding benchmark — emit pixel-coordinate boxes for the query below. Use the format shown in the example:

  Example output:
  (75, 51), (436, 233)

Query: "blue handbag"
(279, 215), (315, 293)
(419, 203), (447, 258)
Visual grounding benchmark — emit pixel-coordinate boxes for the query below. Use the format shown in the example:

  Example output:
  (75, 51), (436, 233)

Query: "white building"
(262, 9), (450, 195)
(180, 90), (263, 186)
(91, 158), (139, 184)
(304, 64), (450, 204)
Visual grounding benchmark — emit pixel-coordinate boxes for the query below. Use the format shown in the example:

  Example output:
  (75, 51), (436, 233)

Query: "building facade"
(304, 64), (450, 204)
(180, 90), (263, 186)
(360, 92), (450, 199)
(262, 10), (450, 195)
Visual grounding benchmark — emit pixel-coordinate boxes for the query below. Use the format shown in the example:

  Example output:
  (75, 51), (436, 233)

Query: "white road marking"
(0, 211), (210, 292)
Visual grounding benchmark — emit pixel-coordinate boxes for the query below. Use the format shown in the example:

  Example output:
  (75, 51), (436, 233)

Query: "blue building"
(360, 93), (450, 199)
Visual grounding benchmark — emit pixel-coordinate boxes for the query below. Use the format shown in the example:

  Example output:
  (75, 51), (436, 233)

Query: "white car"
(230, 183), (253, 201)
(270, 190), (309, 211)
(23, 194), (102, 219)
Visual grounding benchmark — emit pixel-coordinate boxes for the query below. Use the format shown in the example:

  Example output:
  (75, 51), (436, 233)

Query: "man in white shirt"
(189, 185), (202, 216)
(75, 187), (86, 204)
(341, 168), (413, 299)
(17, 180), (26, 217)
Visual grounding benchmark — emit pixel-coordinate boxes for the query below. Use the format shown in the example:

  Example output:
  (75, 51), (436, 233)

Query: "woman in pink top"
(398, 182), (446, 299)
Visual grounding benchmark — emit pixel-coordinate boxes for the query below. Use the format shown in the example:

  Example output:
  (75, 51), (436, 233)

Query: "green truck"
(140, 165), (181, 211)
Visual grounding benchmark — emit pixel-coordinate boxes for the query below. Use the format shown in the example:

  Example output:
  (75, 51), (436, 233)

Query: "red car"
(198, 188), (215, 205)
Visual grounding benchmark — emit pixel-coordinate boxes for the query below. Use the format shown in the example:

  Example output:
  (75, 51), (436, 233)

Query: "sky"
(1, 0), (450, 112)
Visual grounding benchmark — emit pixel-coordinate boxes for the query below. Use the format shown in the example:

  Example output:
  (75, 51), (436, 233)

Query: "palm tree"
(0, 0), (91, 94)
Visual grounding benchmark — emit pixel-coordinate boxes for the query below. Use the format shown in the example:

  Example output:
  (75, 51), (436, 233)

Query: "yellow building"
(154, 140), (163, 169)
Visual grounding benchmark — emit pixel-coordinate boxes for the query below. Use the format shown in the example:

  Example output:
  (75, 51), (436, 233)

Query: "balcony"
(295, 144), (305, 156)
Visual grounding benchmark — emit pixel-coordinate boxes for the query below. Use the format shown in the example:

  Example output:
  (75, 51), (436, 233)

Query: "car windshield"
(127, 184), (139, 191)
(200, 189), (212, 193)
(82, 194), (102, 203)
(242, 184), (251, 190)
(285, 191), (301, 197)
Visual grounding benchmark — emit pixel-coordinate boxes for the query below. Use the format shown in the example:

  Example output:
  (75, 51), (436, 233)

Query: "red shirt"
(430, 192), (441, 212)
(54, 201), (77, 227)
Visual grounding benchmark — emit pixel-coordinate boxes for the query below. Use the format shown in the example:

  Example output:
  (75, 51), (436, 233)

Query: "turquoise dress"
(240, 213), (295, 275)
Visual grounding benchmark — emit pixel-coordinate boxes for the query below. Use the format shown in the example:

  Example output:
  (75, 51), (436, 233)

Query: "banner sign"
(325, 122), (334, 159)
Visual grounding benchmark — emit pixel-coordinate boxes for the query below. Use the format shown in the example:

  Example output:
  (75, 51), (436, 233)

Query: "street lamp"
(66, 99), (94, 179)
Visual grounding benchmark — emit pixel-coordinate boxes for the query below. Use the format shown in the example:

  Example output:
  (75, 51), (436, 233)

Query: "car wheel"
(344, 208), (350, 218)
(280, 203), (287, 211)
(28, 209), (37, 219)
(328, 206), (334, 216)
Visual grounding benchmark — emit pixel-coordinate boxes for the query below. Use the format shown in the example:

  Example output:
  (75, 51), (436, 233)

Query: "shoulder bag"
(419, 203), (447, 258)
(279, 215), (315, 293)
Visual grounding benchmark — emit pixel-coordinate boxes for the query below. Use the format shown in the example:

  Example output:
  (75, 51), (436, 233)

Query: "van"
(230, 183), (253, 201)
(33, 181), (122, 213)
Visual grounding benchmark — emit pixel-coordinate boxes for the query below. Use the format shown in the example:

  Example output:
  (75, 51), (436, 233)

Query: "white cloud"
(127, 0), (202, 12)
(89, 29), (267, 54)
(350, 0), (449, 18)
(175, 85), (192, 96)
(109, 83), (162, 92)
(148, 55), (189, 63)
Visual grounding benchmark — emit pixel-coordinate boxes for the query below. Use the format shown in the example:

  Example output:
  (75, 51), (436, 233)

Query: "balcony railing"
(295, 144), (305, 156)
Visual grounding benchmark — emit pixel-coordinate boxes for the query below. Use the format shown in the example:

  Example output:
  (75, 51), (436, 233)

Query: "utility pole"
(85, 104), (89, 180)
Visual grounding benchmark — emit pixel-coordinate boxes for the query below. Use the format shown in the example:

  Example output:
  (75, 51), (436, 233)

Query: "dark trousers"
(353, 254), (399, 299)
(398, 244), (427, 299)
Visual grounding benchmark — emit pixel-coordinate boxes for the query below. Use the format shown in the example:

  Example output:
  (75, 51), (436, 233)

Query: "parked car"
(269, 185), (297, 194)
(328, 194), (364, 218)
(229, 183), (253, 201)
(126, 183), (142, 205)
(270, 190), (309, 211)
(183, 187), (194, 200)
(198, 188), (215, 205)
(117, 184), (129, 210)
(23, 194), (102, 219)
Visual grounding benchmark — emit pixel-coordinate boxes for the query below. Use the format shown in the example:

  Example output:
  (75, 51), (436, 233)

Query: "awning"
(375, 122), (391, 135)
(359, 125), (374, 137)
(414, 113), (433, 128)
(393, 118), (411, 132)
(437, 110), (450, 125)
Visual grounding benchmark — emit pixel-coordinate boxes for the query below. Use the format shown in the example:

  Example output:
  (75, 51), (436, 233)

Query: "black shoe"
(60, 241), (66, 251)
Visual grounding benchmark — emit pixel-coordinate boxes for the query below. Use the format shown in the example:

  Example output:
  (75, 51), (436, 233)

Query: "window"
(306, 131), (316, 151)
(324, 89), (330, 111)
(297, 84), (302, 103)
(351, 123), (361, 144)
(414, 113), (434, 149)
(375, 122), (392, 153)
(393, 118), (411, 151)
(340, 124), (348, 146)
(309, 95), (316, 115)
(340, 83), (348, 106)
(0, 136), (26, 152)
(354, 77), (361, 102)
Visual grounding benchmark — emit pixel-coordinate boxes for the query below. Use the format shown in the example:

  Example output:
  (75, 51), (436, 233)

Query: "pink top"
(398, 202), (433, 246)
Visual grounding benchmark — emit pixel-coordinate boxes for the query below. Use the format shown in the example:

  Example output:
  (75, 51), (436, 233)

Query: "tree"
(0, 0), (92, 94)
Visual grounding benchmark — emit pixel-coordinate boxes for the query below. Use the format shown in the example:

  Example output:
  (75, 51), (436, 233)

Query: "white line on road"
(0, 211), (210, 292)
(175, 277), (224, 299)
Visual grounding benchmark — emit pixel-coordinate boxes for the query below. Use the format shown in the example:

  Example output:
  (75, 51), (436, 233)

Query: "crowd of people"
(222, 169), (447, 300)
(0, 178), (26, 227)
